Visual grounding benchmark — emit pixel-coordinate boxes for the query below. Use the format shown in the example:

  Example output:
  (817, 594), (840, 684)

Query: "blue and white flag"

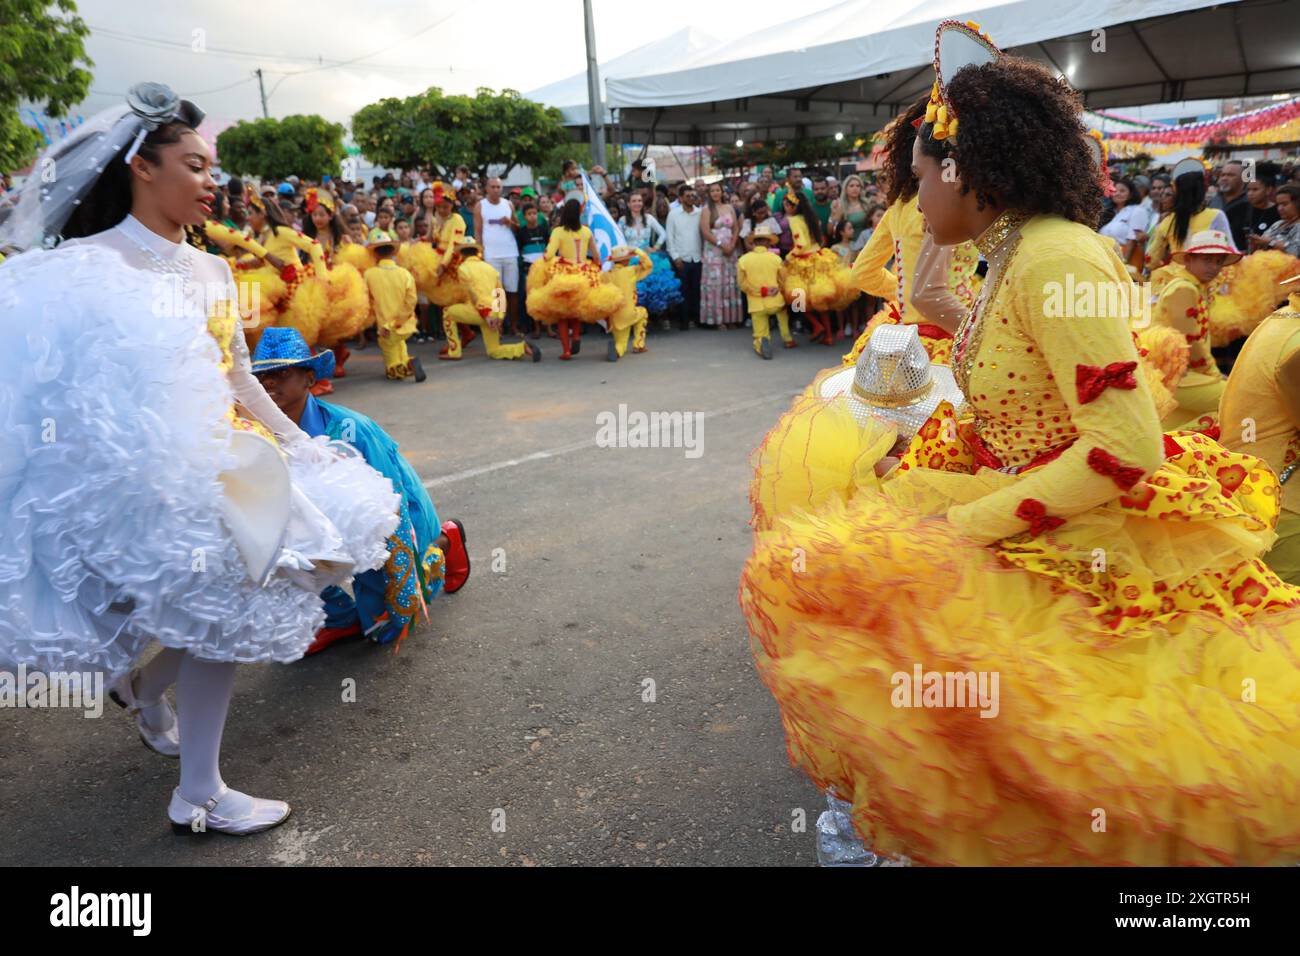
(580, 170), (624, 269)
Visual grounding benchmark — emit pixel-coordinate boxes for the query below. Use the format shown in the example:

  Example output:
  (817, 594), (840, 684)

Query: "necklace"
(115, 214), (195, 282)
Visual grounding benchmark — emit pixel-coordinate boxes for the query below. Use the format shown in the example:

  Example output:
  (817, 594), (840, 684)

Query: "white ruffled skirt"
(0, 245), (398, 678)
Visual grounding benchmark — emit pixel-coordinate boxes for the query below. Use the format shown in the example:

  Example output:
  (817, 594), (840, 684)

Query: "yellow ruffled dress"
(1208, 250), (1300, 347)
(740, 213), (1300, 867)
(408, 214), (469, 308)
(525, 225), (622, 324)
(778, 214), (857, 314)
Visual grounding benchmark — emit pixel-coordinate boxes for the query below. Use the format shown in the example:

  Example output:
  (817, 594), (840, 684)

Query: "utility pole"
(582, 0), (606, 169)
(255, 68), (269, 119)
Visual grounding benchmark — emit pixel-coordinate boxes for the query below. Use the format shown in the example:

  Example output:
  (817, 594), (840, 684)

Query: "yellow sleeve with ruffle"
(205, 221), (267, 258)
(633, 252), (653, 282)
(275, 226), (326, 270)
(850, 203), (898, 298)
(946, 246), (1165, 544)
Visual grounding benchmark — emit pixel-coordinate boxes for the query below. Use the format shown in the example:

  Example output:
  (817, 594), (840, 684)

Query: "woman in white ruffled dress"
(0, 84), (398, 835)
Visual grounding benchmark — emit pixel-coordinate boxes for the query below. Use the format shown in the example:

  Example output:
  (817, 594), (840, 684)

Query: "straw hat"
(819, 324), (965, 437)
(751, 220), (781, 243)
(454, 238), (482, 254)
(607, 245), (639, 263)
(1172, 229), (1242, 265)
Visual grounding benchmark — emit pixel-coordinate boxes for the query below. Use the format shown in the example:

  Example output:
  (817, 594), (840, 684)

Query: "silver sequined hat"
(819, 324), (965, 438)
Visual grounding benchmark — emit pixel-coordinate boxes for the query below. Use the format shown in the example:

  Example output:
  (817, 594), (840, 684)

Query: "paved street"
(0, 325), (842, 866)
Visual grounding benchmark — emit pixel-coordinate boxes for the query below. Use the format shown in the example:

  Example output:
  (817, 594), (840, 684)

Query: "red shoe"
(632, 346), (647, 353)
(784, 340), (798, 349)
(442, 519), (470, 593)
(305, 622), (362, 656)
(460, 325), (478, 347)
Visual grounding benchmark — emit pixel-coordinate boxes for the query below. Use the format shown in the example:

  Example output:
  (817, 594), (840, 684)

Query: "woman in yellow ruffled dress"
(244, 193), (333, 352)
(847, 98), (980, 366)
(740, 22), (1300, 867)
(525, 197), (622, 361)
(300, 187), (370, 388)
(1207, 248), (1300, 348)
(778, 191), (857, 346)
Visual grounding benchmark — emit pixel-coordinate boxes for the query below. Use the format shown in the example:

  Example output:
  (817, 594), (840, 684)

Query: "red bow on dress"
(1087, 447), (1145, 490)
(759, 286), (772, 297)
(478, 306), (491, 318)
(1076, 361), (1138, 405)
(1014, 498), (1065, 536)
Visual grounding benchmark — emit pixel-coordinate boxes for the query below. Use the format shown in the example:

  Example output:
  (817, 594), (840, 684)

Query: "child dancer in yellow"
(737, 220), (791, 358)
(442, 240), (541, 362)
(1151, 229), (1237, 429)
(603, 246), (652, 362)
(364, 237), (426, 383)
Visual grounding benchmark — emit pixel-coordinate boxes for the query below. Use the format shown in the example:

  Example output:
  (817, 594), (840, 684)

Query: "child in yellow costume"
(525, 198), (622, 360)
(736, 221), (791, 359)
(1219, 275), (1300, 583)
(778, 190), (856, 345)
(602, 245), (652, 362)
(1150, 229), (1237, 430)
(441, 240), (541, 362)
(245, 193), (332, 348)
(364, 237), (426, 383)
(741, 21), (1300, 868)
(846, 98), (980, 366)
(301, 188), (370, 388)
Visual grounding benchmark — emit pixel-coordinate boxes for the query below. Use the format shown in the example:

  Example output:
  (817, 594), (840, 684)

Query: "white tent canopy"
(601, 0), (1300, 145)
(526, 27), (718, 127)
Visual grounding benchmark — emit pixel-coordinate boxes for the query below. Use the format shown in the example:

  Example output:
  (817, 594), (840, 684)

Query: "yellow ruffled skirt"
(740, 395), (1300, 866)
(318, 262), (371, 345)
(525, 258), (623, 324)
(1209, 250), (1300, 347)
(781, 247), (857, 313)
(405, 243), (467, 307)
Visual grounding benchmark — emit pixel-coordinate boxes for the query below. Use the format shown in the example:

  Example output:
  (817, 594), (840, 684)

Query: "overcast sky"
(68, 0), (844, 129)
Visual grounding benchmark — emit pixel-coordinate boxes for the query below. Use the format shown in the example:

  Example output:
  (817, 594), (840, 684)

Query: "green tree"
(351, 87), (567, 179)
(0, 0), (93, 171)
(215, 114), (346, 181)
(536, 140), (624, 182)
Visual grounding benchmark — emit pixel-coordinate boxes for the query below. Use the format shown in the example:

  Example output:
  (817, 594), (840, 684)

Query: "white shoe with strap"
(168, 785), (292, 836)
(108, 668), (180, 758)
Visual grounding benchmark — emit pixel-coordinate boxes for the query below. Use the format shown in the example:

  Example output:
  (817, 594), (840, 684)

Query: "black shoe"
(759, 337), (772, 360)
(607, 338), (618, 362)
(411, 356), (427, 383)
(571, 337), (581, 356)
(528, 341), (542, 362)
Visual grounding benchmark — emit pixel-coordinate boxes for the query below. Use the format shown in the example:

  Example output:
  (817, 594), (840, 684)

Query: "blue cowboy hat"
(251, 328), (335, 380)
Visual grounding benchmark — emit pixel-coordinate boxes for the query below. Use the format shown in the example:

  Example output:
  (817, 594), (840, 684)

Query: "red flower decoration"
(1162, 434), (1183, 459)
(1014, 498), (1065, 536)
(1076, 361), (1138, 405)
(478, 306), (491, 318)
(759, 286), (773, 296)
(279, 264), (298, 283)
(1119, 482), (1156, 510)
(1087, 447), (1146, 490)
(1215, 463), (1248, 495)
(1232, 578), (1268, 608)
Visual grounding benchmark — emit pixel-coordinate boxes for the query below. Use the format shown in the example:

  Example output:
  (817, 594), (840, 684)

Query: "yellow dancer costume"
(847, 194), (979, 365)
(201, 219), (285, 346)
(603, 245), (653, 360)
(778, 211), (857, 314)
(364, 245), (420, 380)
(1219, 281), (1300, 583)
(737, 223), (792, 357)
(407, 189), (470, 308)
(1149, 231), (1237, 430)
(525, 224), (622, 323)
(1207, 249), (1300, 347)
(442, 241), (532, 361)
(1145, 208), (1223, 272)
(743, 208), (1300, 867)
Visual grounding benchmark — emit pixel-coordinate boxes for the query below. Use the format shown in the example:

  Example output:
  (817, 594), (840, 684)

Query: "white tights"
(135, 647), (259, 814)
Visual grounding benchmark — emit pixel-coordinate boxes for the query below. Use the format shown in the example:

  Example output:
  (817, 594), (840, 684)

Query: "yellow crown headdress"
(1085, 128), (1108, 168)
(923, 20), (1002, 143)
(304, 187), (335, 215)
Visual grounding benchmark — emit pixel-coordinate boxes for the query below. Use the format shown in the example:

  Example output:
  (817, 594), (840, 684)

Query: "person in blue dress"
(250, 328), (470, 653)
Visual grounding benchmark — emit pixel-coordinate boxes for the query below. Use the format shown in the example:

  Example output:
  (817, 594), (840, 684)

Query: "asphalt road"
(0, 324), (844, 866)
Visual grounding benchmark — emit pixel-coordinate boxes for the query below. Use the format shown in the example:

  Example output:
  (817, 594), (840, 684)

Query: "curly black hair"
(917, 56), (1101, 228)
(879, 94), (930, 207)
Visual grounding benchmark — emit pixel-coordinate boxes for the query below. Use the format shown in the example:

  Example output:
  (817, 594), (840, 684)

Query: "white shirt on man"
(479, 196), (519, 260)
(666, 205), (703, 263)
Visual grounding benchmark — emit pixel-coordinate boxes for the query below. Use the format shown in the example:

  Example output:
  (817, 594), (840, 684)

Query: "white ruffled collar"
(115, 214), (187, 261)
